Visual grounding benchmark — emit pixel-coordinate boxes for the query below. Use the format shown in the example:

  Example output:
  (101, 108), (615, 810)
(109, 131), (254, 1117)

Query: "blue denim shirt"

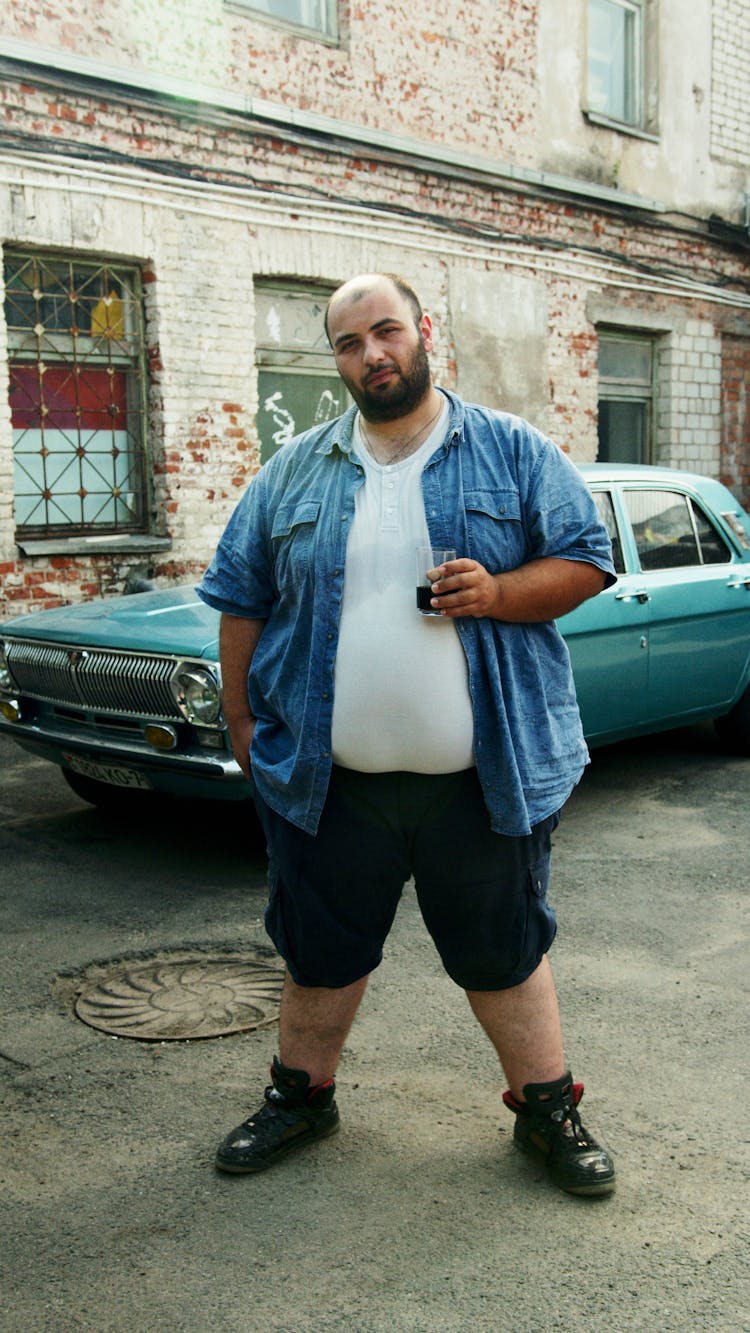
(197, 389), (615, 837)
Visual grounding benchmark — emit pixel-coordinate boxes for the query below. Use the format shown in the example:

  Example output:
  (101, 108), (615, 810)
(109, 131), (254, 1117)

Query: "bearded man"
(197, 272), (617, 1196)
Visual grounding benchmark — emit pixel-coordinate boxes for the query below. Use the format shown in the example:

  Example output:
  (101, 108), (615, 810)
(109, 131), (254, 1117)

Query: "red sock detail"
(502, 1089), (523, 1113)
(308, 1077), (335, 1096)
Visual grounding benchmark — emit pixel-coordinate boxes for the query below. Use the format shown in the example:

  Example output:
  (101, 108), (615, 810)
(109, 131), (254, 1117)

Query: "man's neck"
(359, 388), (444, 465)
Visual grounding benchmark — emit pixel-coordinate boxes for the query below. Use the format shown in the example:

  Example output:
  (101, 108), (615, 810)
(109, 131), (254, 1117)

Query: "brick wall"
(657, 321), (723, 474)
(721, 336), (750, 503)
(0, 0), (541, 166)
(711, 0), (750, 163)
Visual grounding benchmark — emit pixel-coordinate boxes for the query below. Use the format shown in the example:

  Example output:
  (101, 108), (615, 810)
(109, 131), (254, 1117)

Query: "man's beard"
(344, 335), (432, 423)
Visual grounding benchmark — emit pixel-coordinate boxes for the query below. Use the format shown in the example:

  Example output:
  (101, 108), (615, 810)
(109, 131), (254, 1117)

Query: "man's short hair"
(324, 273), (423, 343)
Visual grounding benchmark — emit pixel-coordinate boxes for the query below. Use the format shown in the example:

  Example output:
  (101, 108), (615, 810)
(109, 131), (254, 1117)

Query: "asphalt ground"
(1, 727), (748, 1333)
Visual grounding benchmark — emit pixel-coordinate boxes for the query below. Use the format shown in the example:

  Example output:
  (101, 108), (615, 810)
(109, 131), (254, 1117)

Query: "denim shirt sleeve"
(524, 438), (617, 586)
(195, 473), (275, 619)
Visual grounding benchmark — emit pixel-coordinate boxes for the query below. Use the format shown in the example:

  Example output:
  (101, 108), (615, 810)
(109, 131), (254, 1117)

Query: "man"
(197, 273), (617, 1196)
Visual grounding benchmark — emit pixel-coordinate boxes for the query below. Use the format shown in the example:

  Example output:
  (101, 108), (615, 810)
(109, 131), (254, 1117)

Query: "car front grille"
(5, 639), (182, 720)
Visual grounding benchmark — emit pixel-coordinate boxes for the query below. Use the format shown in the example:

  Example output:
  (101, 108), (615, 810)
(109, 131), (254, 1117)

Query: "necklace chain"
(359, 401), (442, 466)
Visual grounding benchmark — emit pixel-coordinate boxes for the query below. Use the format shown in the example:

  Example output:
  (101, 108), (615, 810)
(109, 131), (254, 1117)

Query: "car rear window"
(623, 489), (732, 570)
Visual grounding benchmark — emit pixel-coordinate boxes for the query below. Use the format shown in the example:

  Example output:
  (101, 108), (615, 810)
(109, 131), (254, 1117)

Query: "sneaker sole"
(561, 1179), (616, 1197)
(215, 1118), (340, 1174)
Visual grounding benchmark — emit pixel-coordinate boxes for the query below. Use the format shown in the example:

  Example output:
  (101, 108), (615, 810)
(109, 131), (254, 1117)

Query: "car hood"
(1, 585), (221, 658)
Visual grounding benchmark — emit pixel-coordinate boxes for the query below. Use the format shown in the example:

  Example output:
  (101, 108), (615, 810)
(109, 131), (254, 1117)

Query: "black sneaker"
(503, 1072), (616, 1197)
(215, 1057), (340, 1174)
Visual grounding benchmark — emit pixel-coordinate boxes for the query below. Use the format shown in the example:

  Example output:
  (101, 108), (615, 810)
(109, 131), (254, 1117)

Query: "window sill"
(583, 109), (659, 143)
(16, 534), (173, 558)
(222, 1), (339, 45)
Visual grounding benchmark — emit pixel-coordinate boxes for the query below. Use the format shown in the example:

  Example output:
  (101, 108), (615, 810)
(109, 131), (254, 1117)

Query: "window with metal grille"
(597, 333), (654, 465)
(4, 252), (149, 537)
(588, 0), (644, 127)
(255, 282), (348, 464)
(229, 0), (337, 39)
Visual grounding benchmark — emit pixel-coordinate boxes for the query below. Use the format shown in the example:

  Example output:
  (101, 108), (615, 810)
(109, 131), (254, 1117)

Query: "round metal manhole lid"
(74, 951), (284, 1041)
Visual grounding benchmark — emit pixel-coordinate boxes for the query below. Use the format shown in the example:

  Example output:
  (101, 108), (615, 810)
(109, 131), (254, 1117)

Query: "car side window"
(592, 490), (626, 573)
(624, 489), (732, 570)
(691, 504), (732, 564)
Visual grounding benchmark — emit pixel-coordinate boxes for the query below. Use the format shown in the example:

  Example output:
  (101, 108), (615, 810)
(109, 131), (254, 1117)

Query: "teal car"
(1, 465), (749, 810)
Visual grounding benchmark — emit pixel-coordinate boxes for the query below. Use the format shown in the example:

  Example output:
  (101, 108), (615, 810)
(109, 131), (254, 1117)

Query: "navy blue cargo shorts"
(252, 765), (559, 992)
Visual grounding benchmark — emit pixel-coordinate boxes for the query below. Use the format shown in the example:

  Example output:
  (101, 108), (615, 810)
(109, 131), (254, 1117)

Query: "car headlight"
(0, 642), (15, 694)
(170, 664), (222, 726)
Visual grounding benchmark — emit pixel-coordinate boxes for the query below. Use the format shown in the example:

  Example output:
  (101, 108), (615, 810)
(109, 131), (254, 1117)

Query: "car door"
(558, 487), (651, 741)
(620, 485), (750, 722)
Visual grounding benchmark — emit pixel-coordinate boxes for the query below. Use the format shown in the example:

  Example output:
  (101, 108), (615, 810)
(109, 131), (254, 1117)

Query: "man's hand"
(219, 614), (266, 779)
(427, 556), (607, 622)
(426, 559), (500, 618)
(227, 714), (256, 779)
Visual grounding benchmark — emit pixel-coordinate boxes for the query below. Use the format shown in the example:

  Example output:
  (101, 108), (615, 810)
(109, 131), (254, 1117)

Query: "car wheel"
(714, 685), (750, 754)
(61, 766), (156, 811)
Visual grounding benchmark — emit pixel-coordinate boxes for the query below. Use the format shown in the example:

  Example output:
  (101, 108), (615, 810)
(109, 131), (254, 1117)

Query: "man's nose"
(362, 336), (386, 365)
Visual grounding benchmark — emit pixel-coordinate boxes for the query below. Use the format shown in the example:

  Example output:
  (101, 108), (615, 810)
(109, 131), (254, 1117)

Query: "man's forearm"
(430, 556), (607, 621)
(219, 613), (266, 723)
(489, 558), (607, 622)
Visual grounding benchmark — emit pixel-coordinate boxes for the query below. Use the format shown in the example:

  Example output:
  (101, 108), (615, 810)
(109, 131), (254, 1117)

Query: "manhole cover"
(74, 952), (284, 1041)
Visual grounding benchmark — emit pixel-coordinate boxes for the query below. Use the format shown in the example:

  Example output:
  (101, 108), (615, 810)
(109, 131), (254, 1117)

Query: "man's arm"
(428, 556), (607, 622)
(220, 613), (266, 777)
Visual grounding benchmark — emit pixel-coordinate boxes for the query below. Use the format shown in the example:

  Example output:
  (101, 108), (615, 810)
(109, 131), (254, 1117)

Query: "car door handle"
(726, 576), (750, 590)
(615, 588), (650, 604)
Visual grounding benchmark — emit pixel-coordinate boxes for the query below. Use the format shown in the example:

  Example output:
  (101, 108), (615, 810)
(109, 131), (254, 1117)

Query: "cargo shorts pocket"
(523, 853), (558, 963)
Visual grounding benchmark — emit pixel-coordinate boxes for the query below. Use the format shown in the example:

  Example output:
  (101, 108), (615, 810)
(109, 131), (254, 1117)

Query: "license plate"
(63, 754), (152, 790)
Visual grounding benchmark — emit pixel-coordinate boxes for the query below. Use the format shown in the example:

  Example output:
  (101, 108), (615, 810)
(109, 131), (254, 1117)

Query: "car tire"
(714, 685), (750, 754)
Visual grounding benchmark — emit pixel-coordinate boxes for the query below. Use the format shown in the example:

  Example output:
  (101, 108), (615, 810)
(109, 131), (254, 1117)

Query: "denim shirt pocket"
(464, 488), (527, 570)
(271, 498), (323, 593)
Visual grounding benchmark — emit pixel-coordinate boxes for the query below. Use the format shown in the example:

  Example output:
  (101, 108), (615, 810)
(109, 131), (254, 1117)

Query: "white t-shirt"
(331, 405), (476, 773)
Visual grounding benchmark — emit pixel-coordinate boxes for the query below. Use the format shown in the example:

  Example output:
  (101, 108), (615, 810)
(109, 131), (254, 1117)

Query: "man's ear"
(419, 312), (434, 352)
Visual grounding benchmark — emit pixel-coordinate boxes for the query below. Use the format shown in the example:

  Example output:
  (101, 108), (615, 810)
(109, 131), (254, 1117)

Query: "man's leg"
(214, 972), (369, 1175)
(279, 970), (369, 1085)
(465, 955), (564, 1098)
(466, 959), (615, 1196)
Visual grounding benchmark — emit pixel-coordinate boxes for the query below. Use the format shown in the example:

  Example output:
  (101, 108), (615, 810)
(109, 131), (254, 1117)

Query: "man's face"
(328, 280), (433, 422)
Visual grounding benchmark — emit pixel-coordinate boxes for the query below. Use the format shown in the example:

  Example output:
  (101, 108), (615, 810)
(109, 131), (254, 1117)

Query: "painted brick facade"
(721, 335), (750, 497)
(0, 1), (748, 616)
(711, 0), (750, 163)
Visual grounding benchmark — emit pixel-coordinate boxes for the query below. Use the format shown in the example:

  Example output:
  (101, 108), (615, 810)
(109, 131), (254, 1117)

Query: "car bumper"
(0, 712), (254, 803)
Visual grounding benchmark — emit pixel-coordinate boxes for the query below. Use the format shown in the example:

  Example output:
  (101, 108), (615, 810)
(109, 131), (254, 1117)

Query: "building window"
(230, 0), (336, 39)
(597, 333), (654, 465)
(588, 0), (643, 127)
(255, 283), (348, 463)
(4, 252), (149, 537)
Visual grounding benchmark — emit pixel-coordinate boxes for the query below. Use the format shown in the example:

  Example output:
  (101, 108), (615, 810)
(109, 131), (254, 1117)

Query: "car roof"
(576, 462), (712, 486)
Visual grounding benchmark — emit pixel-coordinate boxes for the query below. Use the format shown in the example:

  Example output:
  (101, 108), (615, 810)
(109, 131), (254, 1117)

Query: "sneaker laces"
(548, 1099), (597, 1153)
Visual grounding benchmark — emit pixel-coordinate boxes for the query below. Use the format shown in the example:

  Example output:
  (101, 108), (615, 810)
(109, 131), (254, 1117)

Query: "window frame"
(225, 0), (338, 42)
(586, 0), (647, 132)
(596, 330), (656, 466)
(3, 249), (151, 541)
